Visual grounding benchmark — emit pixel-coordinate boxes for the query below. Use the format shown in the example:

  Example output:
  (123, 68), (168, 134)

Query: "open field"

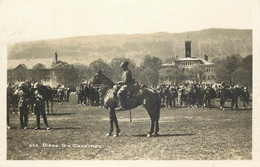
(7, 94), (252, 160)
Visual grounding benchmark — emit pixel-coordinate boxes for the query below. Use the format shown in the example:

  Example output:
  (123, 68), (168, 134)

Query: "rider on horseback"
(115, 61), (133, 111)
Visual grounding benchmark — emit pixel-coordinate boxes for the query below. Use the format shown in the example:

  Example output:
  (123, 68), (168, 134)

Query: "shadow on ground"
(46, 113), (76, 116)
(132, 133), (196, 137)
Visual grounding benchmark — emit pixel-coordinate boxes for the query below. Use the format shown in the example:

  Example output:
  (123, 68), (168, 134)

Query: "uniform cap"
(18, 82), (26, 88)
(34, 82), (40, 89)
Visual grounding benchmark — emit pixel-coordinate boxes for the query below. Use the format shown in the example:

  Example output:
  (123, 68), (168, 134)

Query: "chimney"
(176, 55), (179, 60)
(55, 52), (58, 63)
(205, 55), (208, 61)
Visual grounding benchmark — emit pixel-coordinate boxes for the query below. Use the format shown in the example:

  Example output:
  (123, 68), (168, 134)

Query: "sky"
(0, 0), (258, 43)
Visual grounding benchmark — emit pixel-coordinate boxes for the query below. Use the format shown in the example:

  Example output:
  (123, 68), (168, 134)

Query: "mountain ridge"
(8, 28), (252, 65)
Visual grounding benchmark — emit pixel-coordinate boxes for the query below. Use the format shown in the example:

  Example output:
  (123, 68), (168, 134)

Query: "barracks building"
(158, 40), (216, 85)
(7, 54), (60, 87)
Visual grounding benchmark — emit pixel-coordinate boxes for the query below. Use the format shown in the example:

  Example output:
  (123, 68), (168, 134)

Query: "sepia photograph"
(1, 0), (260, 166)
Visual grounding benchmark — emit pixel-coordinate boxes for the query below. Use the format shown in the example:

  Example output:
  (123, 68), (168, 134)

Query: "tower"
(185, 40), (191, 58)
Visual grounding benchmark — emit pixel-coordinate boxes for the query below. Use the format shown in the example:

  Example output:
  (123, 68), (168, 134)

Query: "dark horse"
(90, 71), (161, 137)
(202, 86), (217, 109)
(219, 87), (245, 110)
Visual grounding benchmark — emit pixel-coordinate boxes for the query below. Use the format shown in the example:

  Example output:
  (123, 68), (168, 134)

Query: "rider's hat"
(120, 61), (129, 68)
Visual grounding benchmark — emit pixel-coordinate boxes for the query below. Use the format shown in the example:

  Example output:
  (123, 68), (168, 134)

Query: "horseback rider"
(115, 61), (133, 111)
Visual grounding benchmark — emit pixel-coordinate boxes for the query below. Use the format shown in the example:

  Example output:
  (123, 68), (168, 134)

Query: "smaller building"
(7, 55), (59, 87)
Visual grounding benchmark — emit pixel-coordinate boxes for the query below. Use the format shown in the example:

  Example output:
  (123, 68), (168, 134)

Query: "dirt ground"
(7, 94), (252, 160)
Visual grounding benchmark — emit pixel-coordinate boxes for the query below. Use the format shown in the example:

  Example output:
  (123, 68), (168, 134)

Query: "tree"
(138, 55), (162, 88)
(73, 63), (91, 84)
(89, 59), (113, 79)
(53, 61), (78, 88)
(31, 63), (48, 83)
(214, 54), (251, 87)
(169, 67), (187, 85)
(226, 54), (242, 85)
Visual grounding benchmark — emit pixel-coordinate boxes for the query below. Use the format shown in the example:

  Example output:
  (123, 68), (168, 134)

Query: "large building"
(158, 39), (216, 85)
(7, 54), (60, 87)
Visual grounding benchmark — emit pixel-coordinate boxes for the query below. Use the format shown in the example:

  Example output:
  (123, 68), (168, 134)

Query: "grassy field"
(7, 94), (252, 160)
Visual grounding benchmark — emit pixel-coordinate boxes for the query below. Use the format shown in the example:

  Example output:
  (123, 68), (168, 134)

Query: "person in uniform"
(66, 88), (71, 103)
(34, 83), (50, 130)
(7, 84), (13, 129)
(115, 61), (133, 111)
(15, 82), (30, 129)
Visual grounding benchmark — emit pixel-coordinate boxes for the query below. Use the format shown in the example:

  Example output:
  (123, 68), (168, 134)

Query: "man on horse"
(115, 61), (133, 111)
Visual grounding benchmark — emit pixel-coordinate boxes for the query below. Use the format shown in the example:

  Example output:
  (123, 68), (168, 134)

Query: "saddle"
(113, 82), (140, 99)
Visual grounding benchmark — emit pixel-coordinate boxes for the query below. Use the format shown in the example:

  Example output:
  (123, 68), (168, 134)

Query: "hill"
(7, 28), (252, 65)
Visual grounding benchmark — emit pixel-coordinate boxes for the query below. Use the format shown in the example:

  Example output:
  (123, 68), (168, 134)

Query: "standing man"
(66, 87), (71, 103)
(15, 82), (30, 129)
(115, 61), (133, 111)
(34, 83), (50, 130)
(7, 84), (13, 129)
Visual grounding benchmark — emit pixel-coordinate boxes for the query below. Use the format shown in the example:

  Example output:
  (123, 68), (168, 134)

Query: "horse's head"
(90, 71), (114, 87)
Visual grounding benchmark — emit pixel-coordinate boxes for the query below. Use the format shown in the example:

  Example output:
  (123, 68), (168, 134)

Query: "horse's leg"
(235, 98), (239, 110)
(222, 99), (226, 110)
(154, 120), (159, 136)
(231, 98), (234, 110)
(51, 99), (53, 114)
(220, 98), (223, 110)
(107, 107), (120, 137)
(208, 98), (211, 109)
(147, 120), (155, 137)
(46, 100), (49, 114)
(107, 108), (114, 136)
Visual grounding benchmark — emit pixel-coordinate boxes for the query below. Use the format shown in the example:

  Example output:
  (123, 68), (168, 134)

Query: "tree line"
(29, 54), (252, 90)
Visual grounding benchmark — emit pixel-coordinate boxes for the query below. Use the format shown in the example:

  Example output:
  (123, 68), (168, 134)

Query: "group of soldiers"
(156, 82), (250, 109)
(54, 85), (71, 104)
(7, 82), (50, 130)
(76, 82), (100, 107)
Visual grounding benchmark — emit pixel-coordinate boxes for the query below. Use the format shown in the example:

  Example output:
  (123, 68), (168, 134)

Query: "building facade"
(7, 54), (60, 87)
(158, 40), (216, 85)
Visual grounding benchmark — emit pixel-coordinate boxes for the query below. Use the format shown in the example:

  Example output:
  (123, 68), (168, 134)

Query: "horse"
(202, 86), (217, 109)
(242, 87), (251, 109)
(218, 87), (244, 110)
(90, 71), (161, 137)
(164, 86), (178, 108)
(37, 85), (54, 114)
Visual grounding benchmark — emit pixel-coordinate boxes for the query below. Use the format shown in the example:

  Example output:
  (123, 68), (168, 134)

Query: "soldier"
(115, 61), (133, 111)
(7, 84), (13, 129)
(66, 88), (71, 103)
(34, 83), (50, 130)
(15, 82), (30, 129)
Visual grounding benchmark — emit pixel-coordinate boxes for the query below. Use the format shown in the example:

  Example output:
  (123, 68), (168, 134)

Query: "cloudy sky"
(0, 0), (258, 43)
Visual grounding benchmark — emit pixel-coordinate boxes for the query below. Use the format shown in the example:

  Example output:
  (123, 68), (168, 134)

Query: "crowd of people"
(6, 79), (251, 130)
(76, 82), (101, 107)
(7, 81), (51, 130)
(155, 82), (251, 109)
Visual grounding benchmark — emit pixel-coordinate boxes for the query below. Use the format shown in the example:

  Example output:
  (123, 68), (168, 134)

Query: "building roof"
(175, 57), (202, 61)
(174, 57), (214, 65)
(161, 63), (175, 67)
(8, 59), (55, 70)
